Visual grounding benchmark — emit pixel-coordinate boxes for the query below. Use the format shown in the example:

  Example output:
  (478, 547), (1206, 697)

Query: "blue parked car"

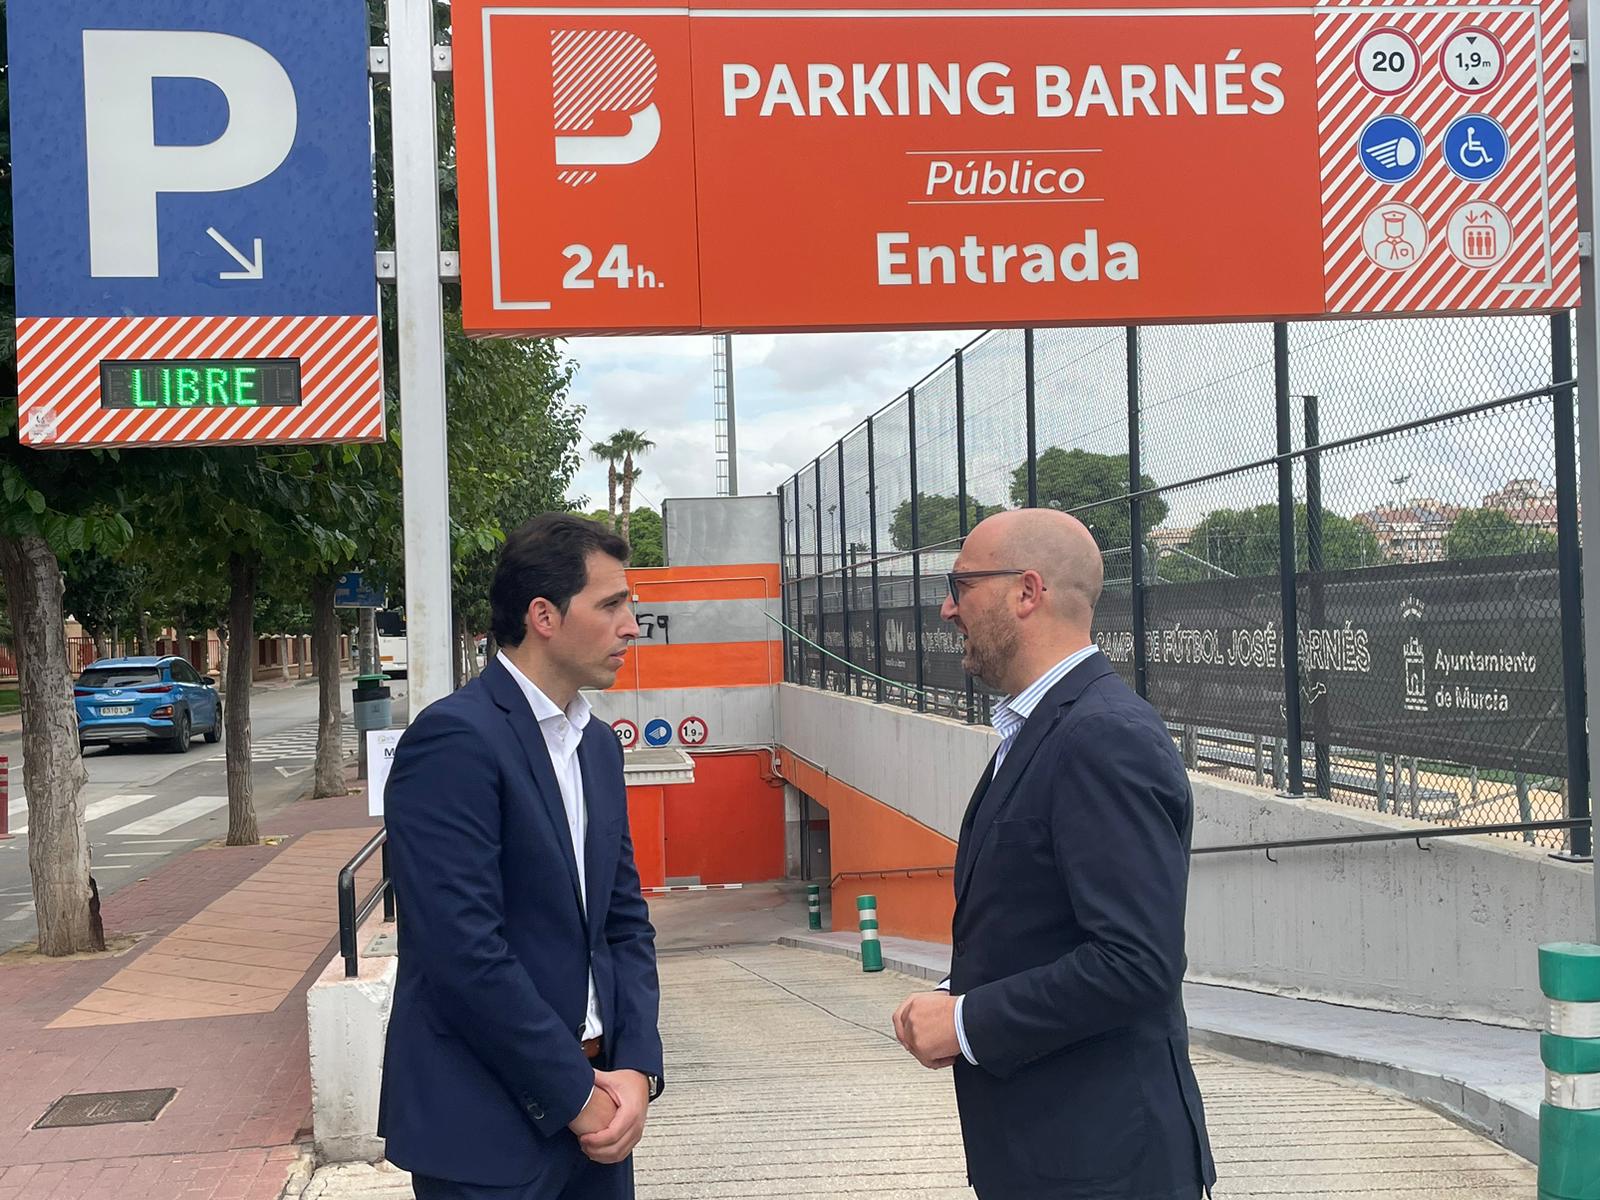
(73, 656), (223, 754)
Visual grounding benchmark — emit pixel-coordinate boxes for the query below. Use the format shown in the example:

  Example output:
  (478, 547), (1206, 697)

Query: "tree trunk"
(91, 631), (109, 662)
(0, 535), (100, 955)
(619, 453), (636, 543)
(359, 607), (377, 675)
(225, 554), (259, 845)
(176, 626), (191, 667)
(216, 627), (229, 692)
(138, 612), (152, 656)
(607, 463), (618, 527)
(195, 629), (211, 678)
(310, 576), (346, 800)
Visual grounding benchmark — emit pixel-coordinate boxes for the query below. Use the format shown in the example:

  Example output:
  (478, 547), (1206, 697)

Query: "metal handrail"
(831, 865), (954, 887)
(1194, 817), (1591, 859)
(338, 827), (394, 978)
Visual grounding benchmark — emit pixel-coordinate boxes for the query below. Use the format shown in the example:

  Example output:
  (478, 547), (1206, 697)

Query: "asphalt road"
(0, 676), (410, 951)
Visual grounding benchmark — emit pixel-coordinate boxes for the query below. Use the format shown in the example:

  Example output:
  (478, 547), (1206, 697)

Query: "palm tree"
(590, 435), (624, 529)
(613, 429), (656, 544)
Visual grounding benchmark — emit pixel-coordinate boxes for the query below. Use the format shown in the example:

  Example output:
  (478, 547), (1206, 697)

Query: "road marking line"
(12, 792), (156, 836)
(107, 795), (227, 837)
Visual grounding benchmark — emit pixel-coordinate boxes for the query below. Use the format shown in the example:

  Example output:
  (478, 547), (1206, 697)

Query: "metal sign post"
(1570, 0), (1600, 926)
(388, 0), (455, 712)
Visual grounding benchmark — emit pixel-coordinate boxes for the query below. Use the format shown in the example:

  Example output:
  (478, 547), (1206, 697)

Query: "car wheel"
(169, 712), (191, 754)
(204, 702), (222, 743)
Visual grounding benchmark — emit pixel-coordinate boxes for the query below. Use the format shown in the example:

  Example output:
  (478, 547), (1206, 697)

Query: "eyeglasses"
(945, 569), (1027, 604)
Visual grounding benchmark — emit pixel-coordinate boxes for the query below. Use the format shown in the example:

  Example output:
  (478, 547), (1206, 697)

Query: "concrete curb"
(778, 932), (1541, 1164)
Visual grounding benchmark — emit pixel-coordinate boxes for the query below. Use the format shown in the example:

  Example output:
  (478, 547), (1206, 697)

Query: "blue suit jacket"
(949, 653), (1216, 1200)
(377, 658), (663, 1189)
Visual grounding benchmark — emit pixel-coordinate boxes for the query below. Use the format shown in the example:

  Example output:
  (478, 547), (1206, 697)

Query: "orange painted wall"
(627, 563), (780, 600)
(613, 641), (782, 691)
(777, 749), (956, 945)
(625, 785), (667, 890)
(662, 752), (786, 884)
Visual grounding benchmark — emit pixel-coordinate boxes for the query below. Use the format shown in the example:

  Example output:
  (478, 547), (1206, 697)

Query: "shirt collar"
(497, 651), (592, 731)
(992, 644), (1101, 740)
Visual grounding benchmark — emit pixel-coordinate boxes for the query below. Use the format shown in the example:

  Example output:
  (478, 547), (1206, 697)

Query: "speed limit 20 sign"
(611, 719), (639, 749)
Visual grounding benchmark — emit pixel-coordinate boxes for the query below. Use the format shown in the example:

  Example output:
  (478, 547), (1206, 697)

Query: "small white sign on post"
(367, 729), (405, 817)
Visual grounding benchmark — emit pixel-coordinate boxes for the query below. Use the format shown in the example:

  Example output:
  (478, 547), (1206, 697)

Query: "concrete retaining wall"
(777, 683), (1595, 1027)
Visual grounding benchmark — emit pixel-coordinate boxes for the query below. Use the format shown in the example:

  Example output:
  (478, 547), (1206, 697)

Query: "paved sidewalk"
(784, 930), (1547, 1162)
(0, 775), (380, 1200)
(300, 944), (1536, 1200)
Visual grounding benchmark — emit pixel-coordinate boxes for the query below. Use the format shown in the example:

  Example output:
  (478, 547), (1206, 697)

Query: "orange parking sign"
(454, 0), (1579, 336)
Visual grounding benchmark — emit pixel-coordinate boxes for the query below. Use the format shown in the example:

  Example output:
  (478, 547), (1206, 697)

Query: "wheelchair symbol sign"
(1442, 115), (1507, 183)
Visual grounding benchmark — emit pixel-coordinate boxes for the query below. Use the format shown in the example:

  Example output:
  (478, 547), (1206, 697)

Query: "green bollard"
(807, 884), (822, 931)
(857, 894), (883, 972)
(1538, 943), (1600, 1200)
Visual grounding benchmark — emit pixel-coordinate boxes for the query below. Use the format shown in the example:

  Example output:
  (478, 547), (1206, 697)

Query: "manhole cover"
(34, 1088), (176, 1129)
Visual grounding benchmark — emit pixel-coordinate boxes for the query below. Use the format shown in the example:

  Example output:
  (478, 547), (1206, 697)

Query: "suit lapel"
(578, 726), (620, 933)
(953, 755), (996, 896)
(954, 654), (1118, 905)
(485, 659), (586, 921)
(955, 710), (1059, 904)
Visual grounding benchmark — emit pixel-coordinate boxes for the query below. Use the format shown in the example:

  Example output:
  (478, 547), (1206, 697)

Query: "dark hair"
(490, 514), (630, 647)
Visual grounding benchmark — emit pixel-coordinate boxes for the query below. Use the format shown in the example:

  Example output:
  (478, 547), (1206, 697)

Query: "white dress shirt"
(498, 652), (603, 1041)
(947, 644), (1103, 1066)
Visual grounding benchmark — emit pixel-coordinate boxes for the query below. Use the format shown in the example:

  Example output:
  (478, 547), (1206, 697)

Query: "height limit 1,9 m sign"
(454, 0), (1579, 336)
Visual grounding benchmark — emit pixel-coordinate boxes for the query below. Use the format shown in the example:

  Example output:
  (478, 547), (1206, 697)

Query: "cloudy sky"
(562, 330), (980, 514)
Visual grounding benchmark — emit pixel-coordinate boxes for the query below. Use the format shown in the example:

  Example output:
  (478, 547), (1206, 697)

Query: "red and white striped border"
(15, 314), (386, 449)
(1317, 0), (1580, 314)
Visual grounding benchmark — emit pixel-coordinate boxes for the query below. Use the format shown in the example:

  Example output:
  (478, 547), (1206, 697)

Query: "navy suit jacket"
(378, 658), (663, 1189)
(949, 653), (1216, 1200)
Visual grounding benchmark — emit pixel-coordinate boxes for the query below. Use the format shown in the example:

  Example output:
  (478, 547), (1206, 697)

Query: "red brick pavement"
(0, 777), (381, 1200)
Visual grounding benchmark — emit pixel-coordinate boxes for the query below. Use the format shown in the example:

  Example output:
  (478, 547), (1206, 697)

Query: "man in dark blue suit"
(379, 514), (663, 1200)
(894, 509), (1215, 1200)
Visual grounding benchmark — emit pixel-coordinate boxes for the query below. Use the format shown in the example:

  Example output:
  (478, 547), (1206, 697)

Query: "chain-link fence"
(778, 315), (1589, 854)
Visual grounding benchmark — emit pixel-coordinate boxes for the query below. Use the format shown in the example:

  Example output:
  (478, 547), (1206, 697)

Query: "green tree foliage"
(1158, 504), (1383, 581)
(1010, 448), (1169, 551)
(888, 492), (1000, 552)
(1445, 507), (1557, 560)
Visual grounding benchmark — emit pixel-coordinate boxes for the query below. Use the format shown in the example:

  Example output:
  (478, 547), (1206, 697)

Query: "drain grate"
(34, 1088), (176, 1129)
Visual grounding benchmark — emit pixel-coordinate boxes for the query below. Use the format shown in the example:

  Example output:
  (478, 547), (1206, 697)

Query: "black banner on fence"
(1094, 553), (1565, 776)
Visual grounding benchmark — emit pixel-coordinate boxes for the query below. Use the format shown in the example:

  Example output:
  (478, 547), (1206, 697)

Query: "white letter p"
(82, 30), (298, 278)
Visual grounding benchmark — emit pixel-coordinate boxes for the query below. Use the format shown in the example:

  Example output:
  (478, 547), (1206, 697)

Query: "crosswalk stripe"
(107, 795), (226, 837)
(12, 792), (156, 836)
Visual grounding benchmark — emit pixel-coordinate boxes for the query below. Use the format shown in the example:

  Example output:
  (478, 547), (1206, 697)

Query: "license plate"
(99, 705), (133, 717)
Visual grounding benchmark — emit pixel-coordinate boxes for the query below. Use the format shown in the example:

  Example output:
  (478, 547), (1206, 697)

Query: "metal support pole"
(908, 387), (927, 711)
(814, 458), (826, 690)
(1552, 311), (1591, 857)
(1024, 330), (1039, 508)
(957, 349), (976, 724)
(1128, 327), (1148, 699)
(838, 442), (852, 695)
(1274, 324), (1305, 796)
(867, 416), (884, 701)
(779, 480), (791, 682)
(389, 0), (453, 711)
(794, 480), (806, 682)
(724, 336), (739, 496)
(1304, 393), (1331, 800)
(1568, 0), (1600, 909)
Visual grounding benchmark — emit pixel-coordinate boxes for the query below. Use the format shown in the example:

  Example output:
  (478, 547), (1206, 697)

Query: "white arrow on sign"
(205, 226), (265, 280)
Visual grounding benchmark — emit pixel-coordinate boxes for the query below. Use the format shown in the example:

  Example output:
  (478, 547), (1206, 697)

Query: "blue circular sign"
(1441, 114), (1507, 182)
(644, 718), (672, 747)
(1358, 115), (1424, 184)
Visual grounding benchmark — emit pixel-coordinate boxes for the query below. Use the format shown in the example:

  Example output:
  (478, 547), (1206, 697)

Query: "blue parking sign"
(6, 0), (384, 449)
